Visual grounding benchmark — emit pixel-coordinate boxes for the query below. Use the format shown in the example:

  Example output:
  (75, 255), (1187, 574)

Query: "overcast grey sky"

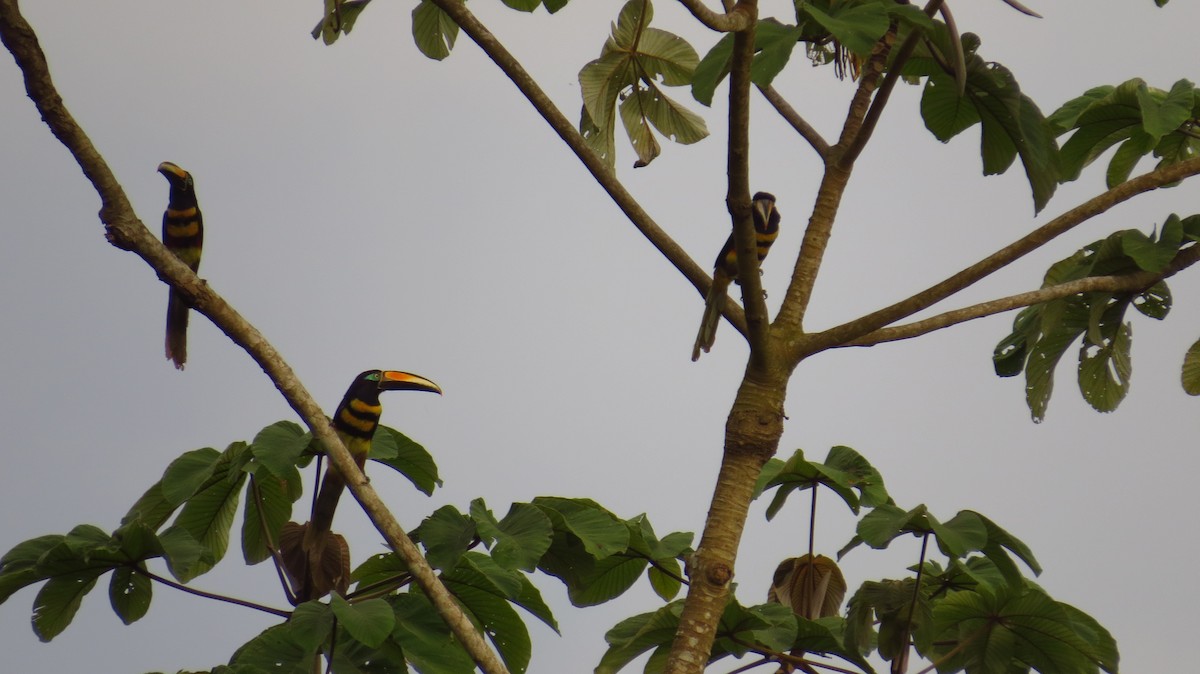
(2, 1), (1198, 672)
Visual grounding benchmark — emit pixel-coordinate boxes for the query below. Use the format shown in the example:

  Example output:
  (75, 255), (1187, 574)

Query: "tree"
(1, 0), (1197, 673)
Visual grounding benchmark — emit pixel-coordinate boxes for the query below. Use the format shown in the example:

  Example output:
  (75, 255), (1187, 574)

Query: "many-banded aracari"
(157, 162), (203, 370)
(279, 370), (442, 603)
(691, 192), (780, 361)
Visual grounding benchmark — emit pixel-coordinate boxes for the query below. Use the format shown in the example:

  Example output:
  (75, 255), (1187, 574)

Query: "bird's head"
(345, 369), (442, 406)
(751, 191), (778, 231)
(157, 161), (194, 191)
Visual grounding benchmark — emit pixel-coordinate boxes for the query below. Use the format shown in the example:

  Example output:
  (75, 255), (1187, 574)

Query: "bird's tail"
(165, 289), (190, 369)
(692, 272), (732, 361)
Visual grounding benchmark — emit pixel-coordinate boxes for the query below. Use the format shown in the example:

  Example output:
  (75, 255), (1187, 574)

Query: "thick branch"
(429, 0), (750, 338)
(0, 4), (508, 673)
(758, 84), (830, 158)
(676, 0), (752, 32)
(845, 244), (1200, 347)
(808, 156), (1200, 354)
(774, 29), (896, 331)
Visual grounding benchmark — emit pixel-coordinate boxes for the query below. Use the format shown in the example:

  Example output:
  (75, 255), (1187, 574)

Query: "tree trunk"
(665, 370), (786, 673)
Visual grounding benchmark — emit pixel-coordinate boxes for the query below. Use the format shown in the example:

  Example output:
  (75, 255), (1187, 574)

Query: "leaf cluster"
(994, 214), (1200, 420)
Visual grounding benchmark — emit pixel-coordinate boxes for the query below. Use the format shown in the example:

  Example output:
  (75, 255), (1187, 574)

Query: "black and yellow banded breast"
(334, 397), (383, 439)
(164, 208), (203, 247)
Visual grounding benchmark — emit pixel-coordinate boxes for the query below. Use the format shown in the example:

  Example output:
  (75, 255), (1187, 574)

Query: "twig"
(130, 565), (291, 618)
(0, 4), (508, 673)
(758, 85), (830, 159)
(842, 245), (1200, 347)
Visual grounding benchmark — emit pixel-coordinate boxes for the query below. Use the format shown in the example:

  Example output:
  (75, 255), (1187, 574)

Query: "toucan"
(692, 192), (780, 361)
(279, 370), (442, 603)
(157, 162), (203, 370)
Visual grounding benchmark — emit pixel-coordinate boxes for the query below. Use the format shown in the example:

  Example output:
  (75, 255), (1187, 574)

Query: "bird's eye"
(364, 372), (380, 382)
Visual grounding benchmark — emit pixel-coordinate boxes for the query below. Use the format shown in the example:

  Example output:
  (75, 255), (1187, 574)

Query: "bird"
(767, 554), (847, 674)
(279, 370), (442, 603)
(157, 162), (203, 370)
(691, 192), (780, 361)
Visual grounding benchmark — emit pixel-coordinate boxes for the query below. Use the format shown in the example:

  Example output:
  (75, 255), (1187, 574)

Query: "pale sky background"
(1, 1), (1198, 672)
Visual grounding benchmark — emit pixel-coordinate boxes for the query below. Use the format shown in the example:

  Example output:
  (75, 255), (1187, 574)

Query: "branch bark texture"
(0, 3), (509, 673)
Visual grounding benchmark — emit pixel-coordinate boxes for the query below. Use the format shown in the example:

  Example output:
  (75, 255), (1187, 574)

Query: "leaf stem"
(131, 564), (291, 618)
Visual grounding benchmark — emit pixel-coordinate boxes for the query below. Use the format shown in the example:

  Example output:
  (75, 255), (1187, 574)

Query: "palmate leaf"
(240, 468), (297, 565)
(1054, 77), (1200, 187)
(930, 586), (1117, 674)
(169, 442), (250, 582)
(579, 0), (706, 167)
(311, 0), (374, 46)
(414, 504), (476, 571)
(469, 499), (553, 572)
(692, 20), (808, 107)
(596, 601), (683, 674)
(439, 553), (535, 674)
(330, 594), (395, 648)
(919, 42), (1060, 213)
(761, 446), (889, 519)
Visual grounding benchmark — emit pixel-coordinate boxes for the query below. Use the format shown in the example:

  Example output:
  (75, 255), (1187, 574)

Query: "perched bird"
(157, 162), (203, 370)
(767, 554), (847, 673)
(691, 192), (780, 361)
(279, 370), (442, 603)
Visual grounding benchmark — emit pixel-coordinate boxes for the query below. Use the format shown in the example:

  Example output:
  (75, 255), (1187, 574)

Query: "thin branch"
(0, 5), (508, 673)
(428, 0), (749, 339)
(839, 0), (945, 168)
(758, 84), (830, 158)
(131, 565), (291, 618)
(727, 10), (772, 369)
(893, 533), (931, 674)
(1000, 0), (1043, 19)
(843, 245), (1200, 347)
(805, 156), (1200, 355)
(675, 0), (752, 32)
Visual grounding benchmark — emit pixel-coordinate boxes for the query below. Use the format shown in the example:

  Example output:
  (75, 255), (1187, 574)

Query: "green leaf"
(714, 600), (798, 657)
(647, 562), (682, 601)
(972, 511), (1041, 583)
(241, 469), (296, 565)
(1105, 131), (1156, 187)
(412, 0), (459, 61)
(500, 0), (540, 11)
(1182, 337), (1200, 395)
(1137, 78), (1195, 139)
(456, 552), (557, 632)
(1122, 214), (1183, 272)
(370, 425), (441, 495)
(855, 503), (929, 549)
(250, 421), (310, 477)
(469, 499), (553, 572)
(415, 504), (476, 571)
(169, 442), (249, 581)
(801, 1), (891, 56)
(330, 594), (395, 648)
(32, 569), (103, 641)
(1025, 298), (1089, 422)
(287, 600), (335, 650)
(931, 587), (1113, 674)
(440, 555), (532, 674)
(1132, 281), (1171, 319)
(1078, 321), (1132, 414)
(351, 551), (409, 590)
(230, 623), (316, 673)
(922, 72), (982, 141)
(929, 510), (987, 558)
(158, 526), (210, 583)
(532, 497), (628, 560)
(391, 592), (476, 674)
(749, 20), (805, 88)
(108, 563), (151, 624)
(161, 447), (222, 506)
(691, 33), (733, 107)
(596, 601), (683, 674)
(311, 0), (373, 45)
